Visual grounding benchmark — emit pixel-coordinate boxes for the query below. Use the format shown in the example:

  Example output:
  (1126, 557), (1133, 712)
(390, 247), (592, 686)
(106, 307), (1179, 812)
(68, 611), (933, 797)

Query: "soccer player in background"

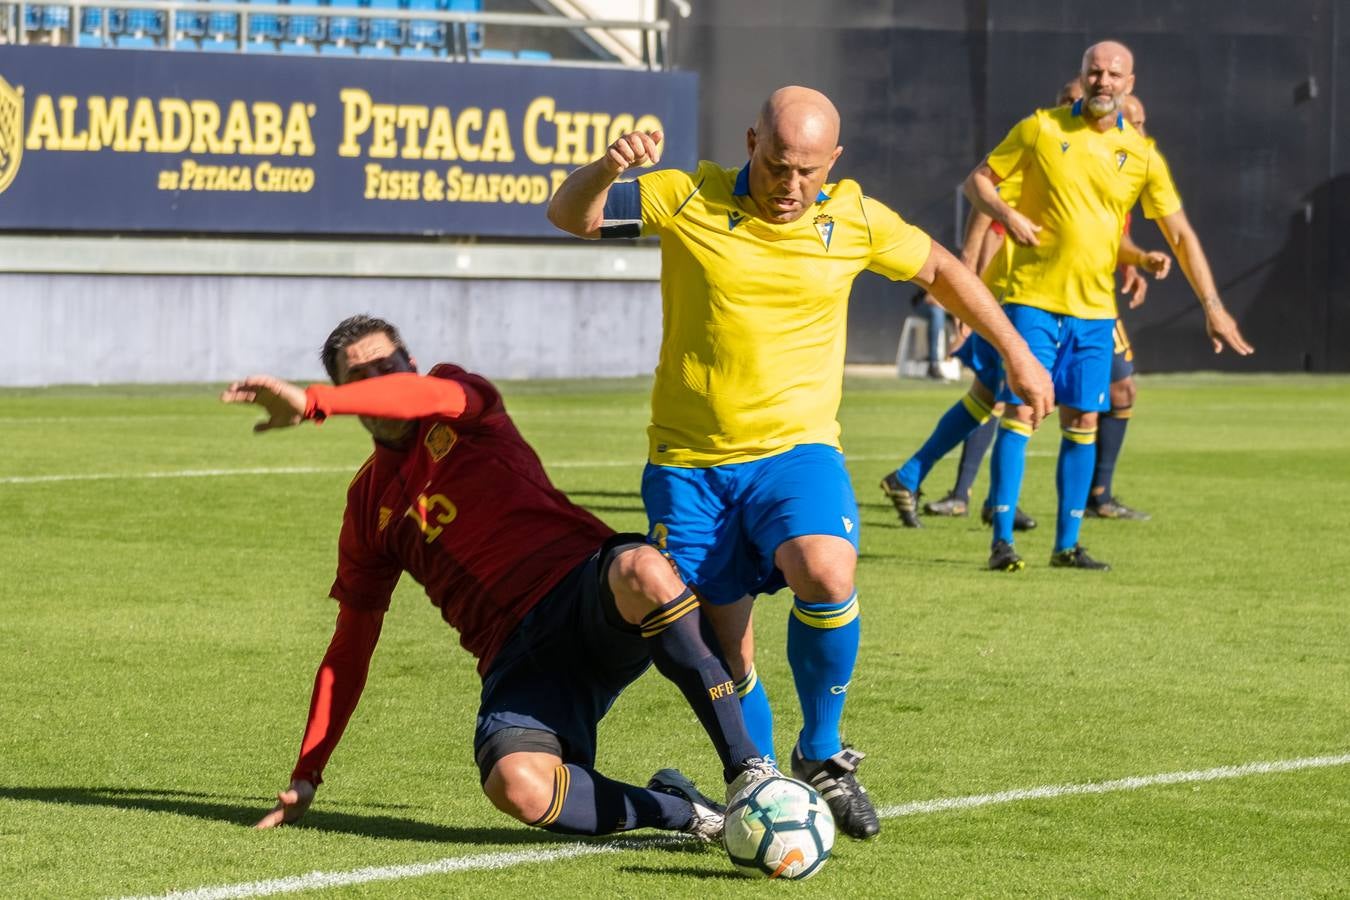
(547, 86), (1053, 838)
(966, 41), (1252, 572)
(225, 315), (777, 840)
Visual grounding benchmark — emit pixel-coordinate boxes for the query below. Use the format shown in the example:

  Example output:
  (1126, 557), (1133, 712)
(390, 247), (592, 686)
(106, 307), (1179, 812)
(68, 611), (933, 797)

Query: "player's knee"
(1061, 408), (1098, 431)
(778, 538), (856, 603)
(1111, 377), (1136, 410)
(973, 381), (997, 407)
(483, 755), (558, 825)
(607, 544), (684, 623)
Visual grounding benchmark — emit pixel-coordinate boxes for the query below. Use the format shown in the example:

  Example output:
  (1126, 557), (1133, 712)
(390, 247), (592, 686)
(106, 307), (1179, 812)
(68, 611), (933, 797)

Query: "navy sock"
(1091, 410), (1131, 503)
(736, 666), (776, 763)
(530, 764), (692, 835)
(1056, 427), (1098, 552)
(896, 390), (993, 491)
(785, 593), (860, 761)
(641, 590), (759, 781)
(954, 415), (998, 503)
(989, 419), (1031, 545)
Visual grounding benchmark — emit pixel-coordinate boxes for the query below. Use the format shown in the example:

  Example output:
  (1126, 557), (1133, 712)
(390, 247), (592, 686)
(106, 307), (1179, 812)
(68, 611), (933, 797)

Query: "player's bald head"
(1081, 40), (1134, 77)
(755, 86), (841, 153)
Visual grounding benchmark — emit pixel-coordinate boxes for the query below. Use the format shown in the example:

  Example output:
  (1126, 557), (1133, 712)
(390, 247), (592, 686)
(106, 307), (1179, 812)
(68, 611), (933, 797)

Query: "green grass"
(1, 373), (1346, 898)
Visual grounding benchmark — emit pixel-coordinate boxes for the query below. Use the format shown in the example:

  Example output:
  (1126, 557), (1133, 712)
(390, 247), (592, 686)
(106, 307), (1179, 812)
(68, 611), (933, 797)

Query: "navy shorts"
(1110, 319), (1135, 382)
(473, 537), (651, 775)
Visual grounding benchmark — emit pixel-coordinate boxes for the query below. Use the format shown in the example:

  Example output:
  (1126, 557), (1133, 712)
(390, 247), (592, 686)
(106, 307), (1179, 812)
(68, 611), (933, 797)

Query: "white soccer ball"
(722, 775), (835, 880)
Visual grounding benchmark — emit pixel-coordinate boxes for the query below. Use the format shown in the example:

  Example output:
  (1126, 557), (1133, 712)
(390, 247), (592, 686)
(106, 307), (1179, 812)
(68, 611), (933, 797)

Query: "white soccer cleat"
(725, 756), (783, 805)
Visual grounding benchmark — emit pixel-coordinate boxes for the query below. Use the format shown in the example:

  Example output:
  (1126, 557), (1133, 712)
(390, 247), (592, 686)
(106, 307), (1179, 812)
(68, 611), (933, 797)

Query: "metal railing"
(2, 0), (675, 68)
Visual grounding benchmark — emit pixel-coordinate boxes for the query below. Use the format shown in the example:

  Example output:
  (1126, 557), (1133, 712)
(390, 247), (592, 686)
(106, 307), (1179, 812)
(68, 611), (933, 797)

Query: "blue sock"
(989, 419), (1031, 545)
(1091, 410), (1130, 503)
(955, 415), (998, 503)
(530, 764), (693, 835)
(736, 667), (776, 763)
(1056, 427), (1098, 552)
(786, 593), (860, 761)
(896, 390), (993, 491)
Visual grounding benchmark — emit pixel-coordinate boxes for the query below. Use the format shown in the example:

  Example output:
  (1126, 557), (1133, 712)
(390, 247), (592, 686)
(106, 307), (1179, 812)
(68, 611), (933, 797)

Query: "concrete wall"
(1, 240), (664, 386)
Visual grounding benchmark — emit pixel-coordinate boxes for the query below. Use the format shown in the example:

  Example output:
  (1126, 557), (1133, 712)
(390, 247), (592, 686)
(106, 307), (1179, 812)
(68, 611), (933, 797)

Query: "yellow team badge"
(424, 422), (458, 461)
(0, 75), (24, 196)
(813, 213), (834, 250)
(1115, 149), (1128, 171)
(378, 507), (393, 531)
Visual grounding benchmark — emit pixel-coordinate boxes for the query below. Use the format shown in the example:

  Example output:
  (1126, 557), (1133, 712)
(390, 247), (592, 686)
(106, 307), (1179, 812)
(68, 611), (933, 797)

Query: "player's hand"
(1003, 348), (1054, 428)
(603, 130), (663, 178)
(220, 375), (308, 432)
(1004, 210), (1042, 247)
(1120, 265), (1148, 309)
(255, 779), (316, 829)
(1202, 301), (1255, 356)
(1139, 250), (1172, 279)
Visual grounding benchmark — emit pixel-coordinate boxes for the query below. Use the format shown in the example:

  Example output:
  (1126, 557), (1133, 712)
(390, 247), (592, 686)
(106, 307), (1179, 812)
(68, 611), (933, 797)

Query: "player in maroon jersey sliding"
(223, 315), (774, 840)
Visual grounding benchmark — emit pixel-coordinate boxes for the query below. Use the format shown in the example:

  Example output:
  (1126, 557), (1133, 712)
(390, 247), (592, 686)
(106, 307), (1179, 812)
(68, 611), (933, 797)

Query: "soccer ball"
(722, 775), (835, 880)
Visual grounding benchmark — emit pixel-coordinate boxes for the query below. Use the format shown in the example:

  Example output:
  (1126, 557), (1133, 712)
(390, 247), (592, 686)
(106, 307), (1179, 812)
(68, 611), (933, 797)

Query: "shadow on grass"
(617, 864), (744, 880)
(0, 785), (548, 845)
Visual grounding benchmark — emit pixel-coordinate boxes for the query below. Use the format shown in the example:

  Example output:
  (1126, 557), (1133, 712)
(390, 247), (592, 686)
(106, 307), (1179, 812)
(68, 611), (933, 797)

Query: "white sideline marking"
(122, 752), (1349, 900)
(3, 454), (1052, 486)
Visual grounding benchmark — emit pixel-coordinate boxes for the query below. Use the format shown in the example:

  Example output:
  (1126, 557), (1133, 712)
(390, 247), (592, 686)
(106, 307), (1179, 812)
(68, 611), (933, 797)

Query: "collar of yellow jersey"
(733, 162), (831, 202)
(1071, 98), (1125, 131)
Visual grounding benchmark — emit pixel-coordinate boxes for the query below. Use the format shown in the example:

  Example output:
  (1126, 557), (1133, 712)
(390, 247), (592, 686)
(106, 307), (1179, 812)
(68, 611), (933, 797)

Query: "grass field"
(1, 373), (1347, 898)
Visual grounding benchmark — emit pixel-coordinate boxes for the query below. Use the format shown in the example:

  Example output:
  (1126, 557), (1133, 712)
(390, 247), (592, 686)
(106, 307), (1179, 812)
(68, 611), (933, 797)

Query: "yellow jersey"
(985, 101), (1182, 319)
(630, 160), (932, 467)
(981, 171), (1023, 296)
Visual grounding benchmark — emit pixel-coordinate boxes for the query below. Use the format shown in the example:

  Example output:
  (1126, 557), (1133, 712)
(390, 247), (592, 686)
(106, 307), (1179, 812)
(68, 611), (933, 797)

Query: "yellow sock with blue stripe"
(1056, 426), (1098, 552)
(896, 389), (994, 490)
(786, 592), (860, 761)
(735, 665), (776, 762)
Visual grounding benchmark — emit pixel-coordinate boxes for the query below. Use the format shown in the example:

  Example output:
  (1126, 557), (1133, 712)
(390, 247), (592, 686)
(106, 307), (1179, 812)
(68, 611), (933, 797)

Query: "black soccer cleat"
(1049, 545), (1111, 571)
(790, 745), (880, 840)
(923, 491), (969, 517)
(1085, 498), (1151, 521)
(648, 768), (725, 843)
(988, 539), (1025, 572)
(981, 504), (1038, 531)
(880, 472), (922, 528)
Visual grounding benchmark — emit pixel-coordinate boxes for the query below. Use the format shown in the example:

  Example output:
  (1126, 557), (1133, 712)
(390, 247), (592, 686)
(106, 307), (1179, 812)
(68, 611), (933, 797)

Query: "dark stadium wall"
(670, 0), (1350, 372)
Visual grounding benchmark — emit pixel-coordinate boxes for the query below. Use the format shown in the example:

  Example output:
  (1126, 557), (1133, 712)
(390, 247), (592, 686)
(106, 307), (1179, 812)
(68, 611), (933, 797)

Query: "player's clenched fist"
(604, 130), (663, 176)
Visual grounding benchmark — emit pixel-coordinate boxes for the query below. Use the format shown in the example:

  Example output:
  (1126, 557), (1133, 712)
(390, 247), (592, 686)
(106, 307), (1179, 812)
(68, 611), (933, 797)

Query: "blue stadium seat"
(245, 0), (284, 47)
(207, 0), (240, 40)
(22, 4), (42, 33)
(326, 0), (365, 45)
(406, 0), (445, 52)
(174, 5), (208, 39)
(79, 7), (109, 39)
(115, 33), (158, 48)
(279, 38), (317, 53)
(42, 4), (71, 32)
(367, 0), (402, 47)
(173, 36), (201, 50)
(200, 34), (239, 52)
(123, 5), (166, 37)
(447, 0), (481, 49)
(400, 44), (442, 59)
(77, 30), (109, 48)
(358, 41), (396, 56)
(475, 48), (513, 61)
(517, 49), (552, 61)
(319, 39), (357, 55)
(286, 0), (324, 43)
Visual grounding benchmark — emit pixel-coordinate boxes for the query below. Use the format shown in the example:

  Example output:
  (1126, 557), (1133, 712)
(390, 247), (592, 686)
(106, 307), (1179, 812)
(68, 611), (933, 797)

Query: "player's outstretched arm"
(964, 163), (1041, 247)
(255, 779), (316, 829)
(220, 375), (307, 432)
(547, 130), (663, 238)
(913, 242), (1054, 426)
(1157, 209), (1254, 355)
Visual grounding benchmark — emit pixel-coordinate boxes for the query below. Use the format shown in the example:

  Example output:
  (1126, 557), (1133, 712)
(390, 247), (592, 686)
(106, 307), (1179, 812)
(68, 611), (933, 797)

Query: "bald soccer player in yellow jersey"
(966, 41), (1252, 573)
(549, 85), (1052, 839)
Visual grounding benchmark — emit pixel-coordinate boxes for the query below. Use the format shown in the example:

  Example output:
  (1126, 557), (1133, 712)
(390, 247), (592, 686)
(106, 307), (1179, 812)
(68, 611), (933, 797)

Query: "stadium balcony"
(0, 0), (678, 67)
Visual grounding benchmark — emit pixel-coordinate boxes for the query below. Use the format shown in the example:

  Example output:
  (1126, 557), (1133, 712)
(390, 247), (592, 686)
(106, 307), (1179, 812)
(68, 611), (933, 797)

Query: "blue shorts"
(952, 331), (1001, 391)
(996, 304), (1114, 413)
(1110, 319), (1135, 382)
(641, 444), (860, 606)
(474, 540), (651, 774)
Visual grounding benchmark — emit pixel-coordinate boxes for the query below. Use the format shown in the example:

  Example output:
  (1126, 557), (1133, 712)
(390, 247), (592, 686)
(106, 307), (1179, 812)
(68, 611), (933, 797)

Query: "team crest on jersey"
(424, 423), (458, 461)
(378, 506), (393, 531)
(0, 76), (24, 196)
(1115, 150), (1128, 170)
(727, 210), (746, 231)
(1060, 140), (1070, 153)
(813, 213), (835, 250)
